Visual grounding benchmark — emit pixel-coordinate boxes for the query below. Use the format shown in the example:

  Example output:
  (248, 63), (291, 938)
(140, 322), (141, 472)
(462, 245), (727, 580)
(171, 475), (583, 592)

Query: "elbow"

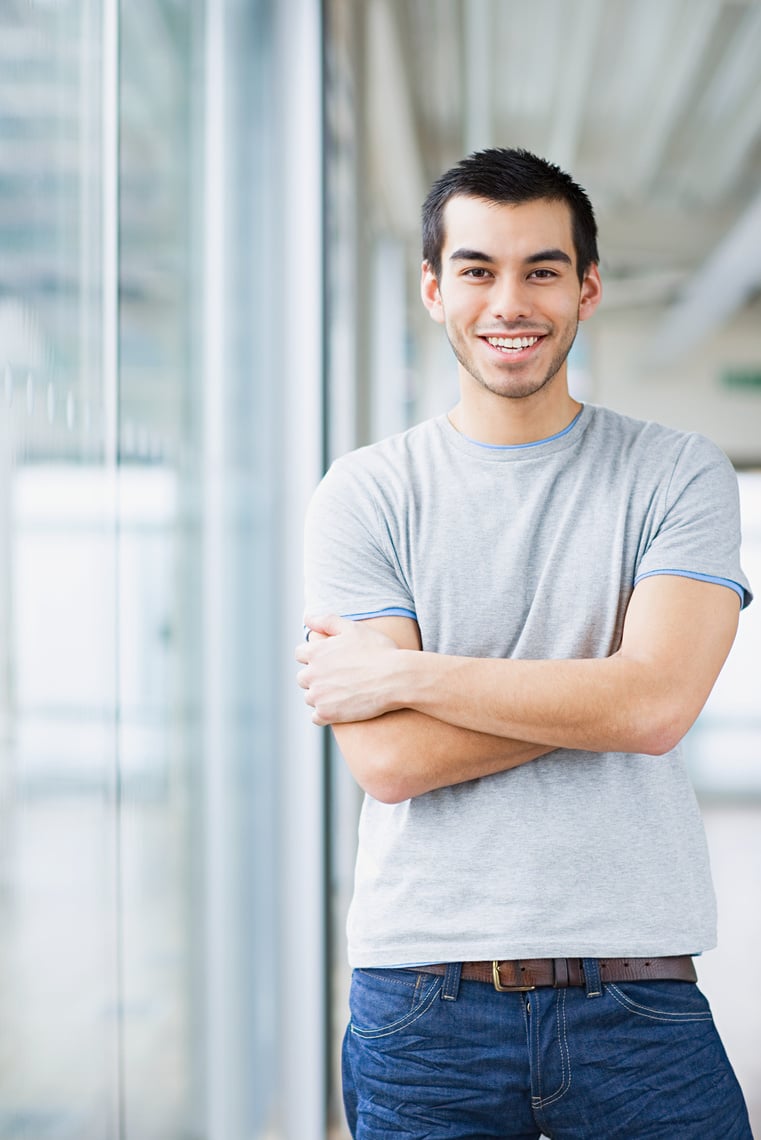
(360, 757), (417, 804)
(344, 744), (418, 804)
(333, 724), (419, 802)
(623, 701), (696, 757)
(637, 727), (683, 757)
(366, 782), (411, 805)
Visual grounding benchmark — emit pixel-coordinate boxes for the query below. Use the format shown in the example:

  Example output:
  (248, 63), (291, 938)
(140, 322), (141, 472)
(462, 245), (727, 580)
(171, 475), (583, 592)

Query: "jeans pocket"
(606, 980), (714, 1023)
(349, 968), (443, 1039)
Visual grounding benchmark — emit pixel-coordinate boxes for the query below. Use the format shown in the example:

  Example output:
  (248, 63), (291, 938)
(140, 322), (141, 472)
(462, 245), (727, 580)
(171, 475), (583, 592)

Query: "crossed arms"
(295, 574), (740, 803)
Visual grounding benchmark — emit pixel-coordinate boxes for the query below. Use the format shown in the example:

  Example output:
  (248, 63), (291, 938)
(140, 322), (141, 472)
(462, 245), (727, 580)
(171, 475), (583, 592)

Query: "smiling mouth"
(484, 334), (543, 354)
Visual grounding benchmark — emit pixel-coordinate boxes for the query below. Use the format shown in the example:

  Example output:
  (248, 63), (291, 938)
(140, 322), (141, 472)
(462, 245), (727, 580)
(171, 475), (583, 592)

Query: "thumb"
(304, 613), (351, 638)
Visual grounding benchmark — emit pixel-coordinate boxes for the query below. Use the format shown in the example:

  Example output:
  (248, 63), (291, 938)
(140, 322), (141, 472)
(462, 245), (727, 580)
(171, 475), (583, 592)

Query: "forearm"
(299, 579), (740, 761)
(395, 651), (668, 754)
(333, 709), (553, 803)
(391, 577), (739, 754)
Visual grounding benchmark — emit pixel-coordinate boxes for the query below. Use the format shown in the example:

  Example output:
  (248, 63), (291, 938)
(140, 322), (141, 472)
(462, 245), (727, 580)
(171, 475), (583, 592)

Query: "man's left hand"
(295, 615), (401, 725)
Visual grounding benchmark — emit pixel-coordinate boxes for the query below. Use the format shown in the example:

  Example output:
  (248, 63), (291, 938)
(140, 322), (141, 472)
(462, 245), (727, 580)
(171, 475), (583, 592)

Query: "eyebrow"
(448, 246), (573, 267)
(526, 248), (573, 267)
(449, 247), (496, 264)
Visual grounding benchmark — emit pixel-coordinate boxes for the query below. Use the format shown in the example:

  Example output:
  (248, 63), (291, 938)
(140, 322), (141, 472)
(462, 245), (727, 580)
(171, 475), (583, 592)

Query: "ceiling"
(366, 0), (761, 364)
(2, 0), (760, 421)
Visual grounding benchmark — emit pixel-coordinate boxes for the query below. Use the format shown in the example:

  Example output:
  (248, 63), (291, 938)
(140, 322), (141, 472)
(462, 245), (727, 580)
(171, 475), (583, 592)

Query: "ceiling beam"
(629, 0), (720, 193)
(701, 78), (761, 202)
(678, 3), (761, 201)
(645, 185), (761, 365)
(546, 0), (604, 172)
(463, 0), (496, 153)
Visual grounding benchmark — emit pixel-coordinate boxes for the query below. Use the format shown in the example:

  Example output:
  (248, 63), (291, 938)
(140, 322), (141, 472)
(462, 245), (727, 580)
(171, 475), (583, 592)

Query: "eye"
(462, 267), (492, 279)
(529, 268), (558, 280)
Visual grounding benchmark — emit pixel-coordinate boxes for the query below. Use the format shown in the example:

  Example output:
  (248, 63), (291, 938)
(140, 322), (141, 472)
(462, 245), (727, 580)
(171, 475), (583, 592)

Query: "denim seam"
(606, 982), (713, 1022)
(534, 989), (573, 1109)
(531, 992), (542, 1104)
(354, 968), (419, 991)
(350, 977), (443, 1039)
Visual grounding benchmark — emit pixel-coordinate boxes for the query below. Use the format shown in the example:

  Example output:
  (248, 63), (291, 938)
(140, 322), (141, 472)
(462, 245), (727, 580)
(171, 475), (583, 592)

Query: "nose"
(489, 275), (533, 323)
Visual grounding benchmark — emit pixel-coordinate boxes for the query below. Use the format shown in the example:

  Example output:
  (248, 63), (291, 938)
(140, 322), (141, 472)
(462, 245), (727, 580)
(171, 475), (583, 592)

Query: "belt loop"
(441, 962), (462, 1002)
(582, 957), (602, 999)
(553, 957), (570, 988)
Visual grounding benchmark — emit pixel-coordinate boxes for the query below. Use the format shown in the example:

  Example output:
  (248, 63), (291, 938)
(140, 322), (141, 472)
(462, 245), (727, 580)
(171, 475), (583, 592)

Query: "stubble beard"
(447, 320), (579, 401)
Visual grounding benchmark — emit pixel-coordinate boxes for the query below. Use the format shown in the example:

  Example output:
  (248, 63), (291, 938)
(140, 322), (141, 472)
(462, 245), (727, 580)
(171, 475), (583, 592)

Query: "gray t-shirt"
(304, 404), (751, 966)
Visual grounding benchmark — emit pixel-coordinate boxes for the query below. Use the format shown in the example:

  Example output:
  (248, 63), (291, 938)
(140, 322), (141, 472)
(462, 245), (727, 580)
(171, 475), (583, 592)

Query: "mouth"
(481, 333), (546, 360)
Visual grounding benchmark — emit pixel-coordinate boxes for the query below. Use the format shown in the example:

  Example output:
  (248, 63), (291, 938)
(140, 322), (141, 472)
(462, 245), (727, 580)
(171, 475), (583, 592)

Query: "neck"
(450, 386), (582, 447)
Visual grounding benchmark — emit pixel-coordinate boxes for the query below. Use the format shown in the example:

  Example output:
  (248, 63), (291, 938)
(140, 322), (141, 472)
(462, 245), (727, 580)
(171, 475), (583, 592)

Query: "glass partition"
(0, 3), (120, 1136)
(0, 1), (324, 1137)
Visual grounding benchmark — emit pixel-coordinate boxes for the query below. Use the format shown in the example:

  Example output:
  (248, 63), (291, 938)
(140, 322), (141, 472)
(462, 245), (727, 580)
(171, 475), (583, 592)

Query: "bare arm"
(301, 615), (553, 803)
(298, 575), (740, 759)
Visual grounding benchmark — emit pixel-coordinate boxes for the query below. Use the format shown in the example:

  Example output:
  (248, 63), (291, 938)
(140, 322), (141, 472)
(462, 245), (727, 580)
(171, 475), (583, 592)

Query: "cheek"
(442, 293), (480, 328)
(443, 308), (472, 342)
(554, 295), (585, 326)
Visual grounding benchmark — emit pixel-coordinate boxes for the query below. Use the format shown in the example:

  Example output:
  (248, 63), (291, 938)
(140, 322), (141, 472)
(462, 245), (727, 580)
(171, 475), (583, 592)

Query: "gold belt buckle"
(492, 960), (536, 992)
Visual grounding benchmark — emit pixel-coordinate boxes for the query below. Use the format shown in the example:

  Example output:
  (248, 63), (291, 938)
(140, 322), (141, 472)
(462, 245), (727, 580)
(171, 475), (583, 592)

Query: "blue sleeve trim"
(343, 607), (418, 622)
(303, 607), (417, 639)
(633, 569), (748, 607)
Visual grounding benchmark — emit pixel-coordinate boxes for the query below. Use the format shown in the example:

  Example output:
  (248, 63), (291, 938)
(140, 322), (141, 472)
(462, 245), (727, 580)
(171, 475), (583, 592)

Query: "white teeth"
(487, 336), (539, 350)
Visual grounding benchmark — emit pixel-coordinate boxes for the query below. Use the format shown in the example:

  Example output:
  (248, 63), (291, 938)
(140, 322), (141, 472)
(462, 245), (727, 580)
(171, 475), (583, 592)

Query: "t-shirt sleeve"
(303, 456), (417, 622)
(634, 433), (752, 608)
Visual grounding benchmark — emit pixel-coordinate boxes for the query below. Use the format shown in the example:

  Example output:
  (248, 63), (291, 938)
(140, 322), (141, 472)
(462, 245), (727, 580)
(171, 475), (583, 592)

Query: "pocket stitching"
(351, 974), (443, 1039)
(355, 968), (420, 992)
(607, 982), (713, 1022)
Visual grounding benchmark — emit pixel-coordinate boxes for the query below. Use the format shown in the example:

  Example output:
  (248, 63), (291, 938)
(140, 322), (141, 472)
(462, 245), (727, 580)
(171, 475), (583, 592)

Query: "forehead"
(441, 195), (575, 263)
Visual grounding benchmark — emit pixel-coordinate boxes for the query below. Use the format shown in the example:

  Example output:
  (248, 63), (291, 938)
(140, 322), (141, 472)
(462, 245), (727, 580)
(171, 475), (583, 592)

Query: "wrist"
(393, 647), (431, 714)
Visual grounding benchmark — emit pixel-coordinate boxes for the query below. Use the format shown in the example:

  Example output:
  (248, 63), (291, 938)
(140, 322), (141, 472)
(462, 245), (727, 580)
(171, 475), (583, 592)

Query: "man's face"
(421, 195), (602, 402)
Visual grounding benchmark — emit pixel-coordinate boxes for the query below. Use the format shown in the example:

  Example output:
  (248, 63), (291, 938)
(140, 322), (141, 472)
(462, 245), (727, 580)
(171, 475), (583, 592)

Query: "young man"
(296, 149), (753, 1138)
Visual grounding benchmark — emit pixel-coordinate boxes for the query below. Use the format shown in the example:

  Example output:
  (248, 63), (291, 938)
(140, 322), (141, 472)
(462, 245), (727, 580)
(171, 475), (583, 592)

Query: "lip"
(480, 333), (546, 362)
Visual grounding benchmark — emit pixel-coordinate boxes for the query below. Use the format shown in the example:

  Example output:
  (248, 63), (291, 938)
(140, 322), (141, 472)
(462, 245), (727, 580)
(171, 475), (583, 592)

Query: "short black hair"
(422, 147), (599, 285)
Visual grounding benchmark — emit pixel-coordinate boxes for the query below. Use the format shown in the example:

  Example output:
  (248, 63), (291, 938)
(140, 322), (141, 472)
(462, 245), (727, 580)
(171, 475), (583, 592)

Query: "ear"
(421, 260), (445, 324)
(578, 263), (602, 322)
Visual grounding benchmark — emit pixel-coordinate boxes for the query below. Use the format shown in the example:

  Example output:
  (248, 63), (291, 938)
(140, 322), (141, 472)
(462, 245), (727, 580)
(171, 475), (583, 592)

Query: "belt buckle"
(492, 960), (535, 992)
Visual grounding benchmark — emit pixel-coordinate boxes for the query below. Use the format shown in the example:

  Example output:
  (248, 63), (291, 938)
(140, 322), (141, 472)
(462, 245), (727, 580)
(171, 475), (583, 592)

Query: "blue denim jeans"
(342, 964), (752, 1139)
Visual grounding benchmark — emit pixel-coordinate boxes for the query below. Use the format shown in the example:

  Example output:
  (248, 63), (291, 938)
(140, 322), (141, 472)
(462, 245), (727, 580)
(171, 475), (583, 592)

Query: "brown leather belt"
(412, 956), (697, 992)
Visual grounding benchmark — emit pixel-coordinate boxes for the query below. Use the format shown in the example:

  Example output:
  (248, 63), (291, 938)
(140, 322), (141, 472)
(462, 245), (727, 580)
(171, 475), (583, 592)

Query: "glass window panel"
(117, 1), (284, 1137)
(1, 1), (302, 1137)
(0, 3), (120, 1139)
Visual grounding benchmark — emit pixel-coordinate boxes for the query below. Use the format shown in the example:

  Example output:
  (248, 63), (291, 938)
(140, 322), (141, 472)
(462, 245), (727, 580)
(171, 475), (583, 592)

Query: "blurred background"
(0, 0), (759, 1137)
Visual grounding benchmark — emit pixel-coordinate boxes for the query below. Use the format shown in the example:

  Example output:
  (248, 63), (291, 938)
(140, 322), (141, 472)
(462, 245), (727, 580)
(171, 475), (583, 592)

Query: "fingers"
(296, 661), (337, 725)
(294, 613), (357, 726)
(295, 637), (323, 721)
(300, 678), (330, 727)
(295, 612), (346, 664)
(303, 613), (350, 638)
(296, 663), (324, 720)
(296, 614), (343, 663)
